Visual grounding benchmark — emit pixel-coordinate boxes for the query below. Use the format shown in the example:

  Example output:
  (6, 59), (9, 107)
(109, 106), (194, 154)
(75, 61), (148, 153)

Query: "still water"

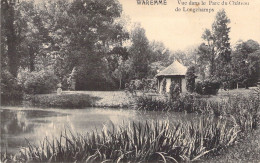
(0, 106), (198, 154)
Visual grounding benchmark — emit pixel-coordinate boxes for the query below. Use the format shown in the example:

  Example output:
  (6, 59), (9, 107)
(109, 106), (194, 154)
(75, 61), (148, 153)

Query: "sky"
(119, 0), (260, 51)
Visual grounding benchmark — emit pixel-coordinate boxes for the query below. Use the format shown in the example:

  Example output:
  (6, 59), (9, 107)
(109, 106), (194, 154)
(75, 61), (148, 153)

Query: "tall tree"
(129, 24), (151, 79)
(149, 41), (170, 63)
(17, 1), (51, 72)
(198, 9), (231, 80)
(1, 0), (19, 76)
(37, 0), (129, 90)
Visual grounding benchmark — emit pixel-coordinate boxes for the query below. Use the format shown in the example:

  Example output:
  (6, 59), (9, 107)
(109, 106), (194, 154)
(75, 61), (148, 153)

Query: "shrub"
(186, 66), (196, 92)
(174, 93), (198, 112)
(195, 80), (220, 95)
(125, 79), (158, 96)
(27, 93), (97, 108)
(75, 65), (116, 91)
(195, 81), (203, 94)
(169, 82), (180, 101)
(133, 95), (169, 111)
(1, 69), (23, 105)
(133, 93), (201, 112)
(19, 69), (59, 94)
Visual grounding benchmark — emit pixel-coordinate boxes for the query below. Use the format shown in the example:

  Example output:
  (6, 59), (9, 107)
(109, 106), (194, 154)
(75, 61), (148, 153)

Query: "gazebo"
(156, 60), (187, 93)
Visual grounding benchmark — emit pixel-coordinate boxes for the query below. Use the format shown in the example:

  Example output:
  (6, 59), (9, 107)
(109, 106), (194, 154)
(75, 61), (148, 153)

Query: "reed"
(2, 116), (241, 163)
(133, 93), (259, 132)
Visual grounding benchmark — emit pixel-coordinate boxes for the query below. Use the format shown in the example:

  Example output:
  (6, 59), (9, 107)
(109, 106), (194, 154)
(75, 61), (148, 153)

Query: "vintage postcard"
(1, 0), (260, 162)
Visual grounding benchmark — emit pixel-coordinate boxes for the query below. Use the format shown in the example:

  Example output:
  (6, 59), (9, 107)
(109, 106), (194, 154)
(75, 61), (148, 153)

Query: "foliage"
(195, 80), (220, 95)
(74, 63), (116, 91)
(111, 55), (131, 89)
(1, 0), (19, 77)
(125, 79), (157, 96)
(149, 41), (170, 64)
(168, 48), (198, 67)
(133, 92), (259, 132)
(1, 0), (131, 91)
(0, 69), (23, 105)
(26, 93), (97, 108)
(128, 24), (151, 79)
(247, 50), (260, 86)
(230, 40), (260, 88)
(169, 82), (180, 101)
(133, 93), (198, 113)
(132, 95), (169, 111)
(197, 94), (260, 132)
(19, 69), (59, 94)
(186, 66), (196, 92)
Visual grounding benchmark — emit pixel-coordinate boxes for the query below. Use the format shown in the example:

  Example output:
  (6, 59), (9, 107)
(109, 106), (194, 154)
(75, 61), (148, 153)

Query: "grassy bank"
(24, 93), (100, 108)
(23, 91), (131, 108)
(65, 91), (131, 108)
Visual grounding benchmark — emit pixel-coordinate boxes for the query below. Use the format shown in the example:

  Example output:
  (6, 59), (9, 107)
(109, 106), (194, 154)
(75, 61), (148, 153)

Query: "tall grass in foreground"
(2, 117), (240, 163)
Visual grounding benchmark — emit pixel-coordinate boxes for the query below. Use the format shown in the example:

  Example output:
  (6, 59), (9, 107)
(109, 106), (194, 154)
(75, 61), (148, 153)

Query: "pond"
(0, 106), (200, 154)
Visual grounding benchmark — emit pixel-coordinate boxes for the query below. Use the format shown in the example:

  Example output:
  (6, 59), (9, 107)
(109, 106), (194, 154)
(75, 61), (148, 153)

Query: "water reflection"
(1, 110), (29, 135)
(0, 107), (199, 154)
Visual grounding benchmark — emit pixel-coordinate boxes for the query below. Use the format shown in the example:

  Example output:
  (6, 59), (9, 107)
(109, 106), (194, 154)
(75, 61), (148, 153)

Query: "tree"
(33, 0), (129, 90)
(234, 39), (260, 56)
(17, 1), (51, 72)
(231, 40), (260, 88)
(128, 24), (151, 79)
(149, 41), (170, 63)
(169, 47), (198, 67)
(1, 0), (20, 77)
(112, 58), (132, 89)
(198, 9), (231, 81)
(186, 66), (196, 92)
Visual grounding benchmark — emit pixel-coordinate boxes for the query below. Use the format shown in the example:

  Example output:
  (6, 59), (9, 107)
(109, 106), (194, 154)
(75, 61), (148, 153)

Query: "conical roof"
(156, 60), (187, 77)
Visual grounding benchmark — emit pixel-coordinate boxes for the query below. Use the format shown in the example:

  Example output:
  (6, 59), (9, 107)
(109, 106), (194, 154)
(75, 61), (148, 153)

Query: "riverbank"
(63, 91), (131, 107)
(23, 88), (257, 109)
(23, 91), (131, 108)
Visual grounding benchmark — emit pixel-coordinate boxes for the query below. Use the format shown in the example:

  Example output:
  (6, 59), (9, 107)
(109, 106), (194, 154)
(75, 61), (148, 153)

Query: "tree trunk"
(119, 78), (122, 90)
(29, 46), (35, 72)
(5, 2), (19, 77)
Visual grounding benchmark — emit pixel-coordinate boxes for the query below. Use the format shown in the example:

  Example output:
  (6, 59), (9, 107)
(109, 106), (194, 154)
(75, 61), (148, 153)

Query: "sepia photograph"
(1, 0), (260, 162)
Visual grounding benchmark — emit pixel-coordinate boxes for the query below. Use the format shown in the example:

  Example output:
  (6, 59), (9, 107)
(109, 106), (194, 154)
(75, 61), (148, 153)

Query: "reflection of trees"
(1, 110), (33, 135)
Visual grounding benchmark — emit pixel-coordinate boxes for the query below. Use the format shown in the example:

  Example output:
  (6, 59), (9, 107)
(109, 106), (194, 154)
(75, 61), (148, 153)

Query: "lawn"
(202, 87), (257, 102)
(63, 88), (257, 108)
(26, 87), (258, 109)
(63, 90), (131, 107)
(25, 93), (101, 108)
